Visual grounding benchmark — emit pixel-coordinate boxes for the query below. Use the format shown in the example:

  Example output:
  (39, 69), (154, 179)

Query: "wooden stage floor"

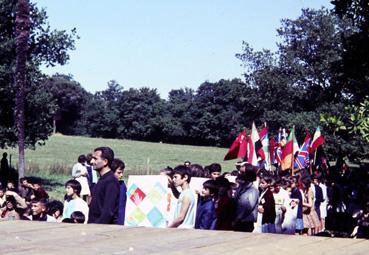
(0, 221), (368, 255)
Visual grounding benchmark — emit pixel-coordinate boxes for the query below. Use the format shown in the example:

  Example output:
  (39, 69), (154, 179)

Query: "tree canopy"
(0, 0), (77, 149)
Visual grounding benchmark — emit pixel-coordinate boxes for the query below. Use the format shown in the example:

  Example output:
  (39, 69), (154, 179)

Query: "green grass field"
(5, 134), (237, 200)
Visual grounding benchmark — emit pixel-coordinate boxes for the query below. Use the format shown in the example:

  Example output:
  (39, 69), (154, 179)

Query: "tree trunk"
(15, 0), (31, 186)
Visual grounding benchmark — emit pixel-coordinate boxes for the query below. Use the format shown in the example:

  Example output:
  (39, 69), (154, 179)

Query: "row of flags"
(224, 123), (325, 171)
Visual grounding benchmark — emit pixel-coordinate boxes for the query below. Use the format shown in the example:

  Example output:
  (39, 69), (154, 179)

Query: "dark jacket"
(88, 170), (120, 224)
(234, 182), (259, 224)
(215, 195), (236, 230)
(117, 180), (127, 225)
(195, 197), (216, 230)
(259, 188), (276, 224)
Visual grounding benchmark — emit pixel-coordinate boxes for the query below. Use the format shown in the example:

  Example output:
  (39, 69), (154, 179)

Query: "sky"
(36, 0), (332, 98)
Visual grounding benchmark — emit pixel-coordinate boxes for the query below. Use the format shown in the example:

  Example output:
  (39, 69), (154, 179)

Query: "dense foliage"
(1, 3), (368, 163)
(0, 0), (77, 149)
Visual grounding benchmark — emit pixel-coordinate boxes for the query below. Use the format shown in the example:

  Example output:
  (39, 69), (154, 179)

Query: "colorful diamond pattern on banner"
(126, 207), (146, 226)
(147, 207), (166, 227)
(128, 184), (146, 206)
(147, 182), (167, 205)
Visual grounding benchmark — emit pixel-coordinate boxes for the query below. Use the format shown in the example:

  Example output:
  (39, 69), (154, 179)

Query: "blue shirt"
(195, 197), (216, 230)
(117, 180), (127, 225)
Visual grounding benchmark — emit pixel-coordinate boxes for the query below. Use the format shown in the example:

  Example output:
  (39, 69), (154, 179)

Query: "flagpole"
(291, 125), (295, 176)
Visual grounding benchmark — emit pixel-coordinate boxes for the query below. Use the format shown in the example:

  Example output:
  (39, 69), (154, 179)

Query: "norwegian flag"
(294, 133), (311, 170)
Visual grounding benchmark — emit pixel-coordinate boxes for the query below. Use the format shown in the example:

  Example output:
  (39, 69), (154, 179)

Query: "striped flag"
(247, 122), (261, 166)
(281, 127), (297, 171)
(294, 133), (311, 169)
(309, 127), (325, 153)
(259, 127), (271, 170)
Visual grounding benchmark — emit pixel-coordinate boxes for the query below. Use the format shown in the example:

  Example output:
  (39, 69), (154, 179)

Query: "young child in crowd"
(111, 158), (127, 225)
(258, 175), (276, 233)
(195, 180), (217, 230)
(63, 179), (89, 223)
(168, 165), (196, 228)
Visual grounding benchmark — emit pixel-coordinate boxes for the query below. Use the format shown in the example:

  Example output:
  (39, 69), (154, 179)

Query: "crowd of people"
(0, 147), (368, 239)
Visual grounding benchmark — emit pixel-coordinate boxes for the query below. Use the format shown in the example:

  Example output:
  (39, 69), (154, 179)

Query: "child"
(258, 175), (276, 233)
(208, 163), (222, 180)
(195, 180), (217, 230)
(70, 211), (86, 224)
(111, 158), (127, 225)
(63, 179), (89, 223)
(168, 165), (196, 228)
(214, 177), (236, 230)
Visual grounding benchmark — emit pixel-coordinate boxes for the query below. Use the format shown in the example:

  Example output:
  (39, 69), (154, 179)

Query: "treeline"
(42, 7), (368, 162)
(1, 2), (368, 162)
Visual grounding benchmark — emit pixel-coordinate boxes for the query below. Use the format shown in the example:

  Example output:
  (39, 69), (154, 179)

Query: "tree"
(0, 0), (77, 149)
(190, 79), (250, 146)
(43, 74), (89, 135)
(332, 0), (369, 102)
(15, 0), (31, 178)
(235, 7), (369, 160)
(118, 87), (164, 141)
(0, 0), (77, 181)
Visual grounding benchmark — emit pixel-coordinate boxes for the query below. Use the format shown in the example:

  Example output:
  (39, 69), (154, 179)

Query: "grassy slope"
(6, 134), (238, 200)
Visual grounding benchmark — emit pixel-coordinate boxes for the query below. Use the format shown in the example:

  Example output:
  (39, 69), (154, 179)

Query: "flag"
(224, 130), (247, 160)
(269, 136), (276, 164)
(309, 127), (325, 153)
(281, 127), (296, 171)
(294, 132), (311, 170)
(247, 122), (261, 166)
(259, 127), (271, 170)
(275, 144), (282, 164)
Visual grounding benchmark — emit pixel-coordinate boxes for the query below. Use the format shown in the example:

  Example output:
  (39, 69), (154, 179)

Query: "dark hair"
(62, 218), (74, 223)
(71, 211), (85, 223)
(65, 179), (82, 196)
(209, 163), (222, 174)
(86, 153), (93, 164)
(202, 180), (218, 195)
(6, 195), (17, 206)
(111, 158), (125, 172)
(47, 200), (64, 216)
(173, 165), (192, 183)
(237, 170), (256, 183)
(190, 164), (205, 177)
(260, 175), (275, 185)
(94, 147), (114, 167)
(31, 198), (48, 207)
(78, 154), (86, 164)
(20, 177), (28, 183)
(184, 160), (191, 166)
(160, 166), (174, 178)
(215, 176), (232, 197)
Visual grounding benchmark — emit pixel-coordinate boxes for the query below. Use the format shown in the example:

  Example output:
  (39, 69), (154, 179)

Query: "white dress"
(72, 163), (91, 197)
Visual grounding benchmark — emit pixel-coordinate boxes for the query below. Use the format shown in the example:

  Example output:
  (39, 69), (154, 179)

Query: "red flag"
(224, 130), (247, 160)
(309, 127), (325, 153)
(258, 127), (267, 160)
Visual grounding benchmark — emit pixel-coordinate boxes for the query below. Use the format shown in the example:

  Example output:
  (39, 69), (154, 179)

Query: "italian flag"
(309, 127), (325, 153)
